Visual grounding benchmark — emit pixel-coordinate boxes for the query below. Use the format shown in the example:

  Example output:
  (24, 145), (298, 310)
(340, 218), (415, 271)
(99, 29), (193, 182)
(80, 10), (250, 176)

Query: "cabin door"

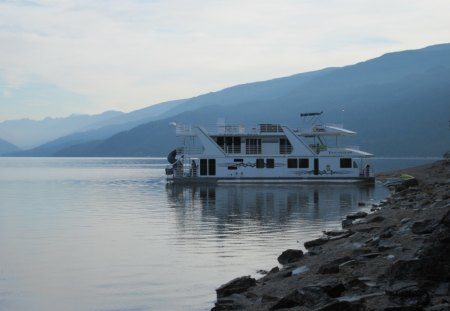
(314, 159), (319, 175)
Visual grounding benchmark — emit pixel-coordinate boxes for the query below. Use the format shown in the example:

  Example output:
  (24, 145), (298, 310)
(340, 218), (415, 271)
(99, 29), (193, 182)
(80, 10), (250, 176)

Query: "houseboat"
(165, 112), (374, 183)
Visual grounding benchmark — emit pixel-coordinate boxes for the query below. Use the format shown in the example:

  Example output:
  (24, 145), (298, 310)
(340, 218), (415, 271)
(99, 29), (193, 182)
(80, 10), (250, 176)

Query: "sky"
(0, 0), (449, 122)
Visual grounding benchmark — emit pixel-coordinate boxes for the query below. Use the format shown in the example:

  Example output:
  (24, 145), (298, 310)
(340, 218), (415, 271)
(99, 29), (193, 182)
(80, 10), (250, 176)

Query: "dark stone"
(270, 290), (305, 310)
(304, 237), (329, 248)
(378, 240), (401, 252)
(315, 301), (365, 311)
(213, 293), (252, 311)
(389, 259), (422, 281)
(269, 266), (280, 274)
(277, 249), (304, 264)
(302, 285), (332, 307)
(318, 262), (340, 274)
(347, 211), (368, 220)
(369, 215), (386, 223)
(387, 284), (430, 306)
(324, 282), (346, 298)
(360, 252), (383, 259)
(324, 229), (353, 237)
(412, 219), (439, 234)
(216, 276), (256, 298)
(380, 231), (393, 239)
(318, 256), (352, 274)
(384, 306), (423, 311)
(342, 219), (354, 228)
(425, 303), (450, 311)
(441, 211), (450, 227)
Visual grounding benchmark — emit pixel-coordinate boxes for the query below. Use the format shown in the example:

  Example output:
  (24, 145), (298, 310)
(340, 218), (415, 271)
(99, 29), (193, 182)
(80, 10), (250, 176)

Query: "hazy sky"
(0, 0), (449, 121)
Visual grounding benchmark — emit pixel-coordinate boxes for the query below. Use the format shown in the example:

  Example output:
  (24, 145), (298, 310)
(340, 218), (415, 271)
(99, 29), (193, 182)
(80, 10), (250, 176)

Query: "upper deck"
(175, 123), (356, 138)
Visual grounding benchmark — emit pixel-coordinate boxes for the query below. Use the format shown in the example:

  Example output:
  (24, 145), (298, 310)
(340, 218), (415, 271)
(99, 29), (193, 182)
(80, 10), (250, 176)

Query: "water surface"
(0, 157), (432, 310)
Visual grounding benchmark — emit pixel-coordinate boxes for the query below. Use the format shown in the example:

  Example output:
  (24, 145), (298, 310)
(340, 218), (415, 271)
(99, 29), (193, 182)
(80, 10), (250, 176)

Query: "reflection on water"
(166, 183), (388, 236)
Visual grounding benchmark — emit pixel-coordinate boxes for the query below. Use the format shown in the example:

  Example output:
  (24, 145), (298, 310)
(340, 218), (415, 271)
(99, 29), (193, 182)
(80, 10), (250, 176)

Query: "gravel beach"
(212, 160), (450, 311)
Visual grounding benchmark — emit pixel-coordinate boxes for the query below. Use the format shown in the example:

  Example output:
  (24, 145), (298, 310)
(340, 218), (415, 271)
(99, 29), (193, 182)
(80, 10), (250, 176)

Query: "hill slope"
(31, 43), (450, 157)
(0, 138), (20, 155)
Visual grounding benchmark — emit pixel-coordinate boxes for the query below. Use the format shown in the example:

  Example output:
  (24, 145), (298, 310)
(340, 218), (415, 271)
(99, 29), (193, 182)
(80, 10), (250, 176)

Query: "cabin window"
(266, 158), (275, 168)
(287, 158), (298, 168)
(234, 159), (243, 162)
(200, 159), (208, 176)
(228, 166), (237, 170)
(299, 158), (309, 168)
(201, 159), (216, 175)
(208, 159), (216, 175)
(279, 138), (292, 154)
(256, 158), (265, 168)
(216, 136), (241, 153)
(246, 138), (261, 154)
(340, 158), (352, 168)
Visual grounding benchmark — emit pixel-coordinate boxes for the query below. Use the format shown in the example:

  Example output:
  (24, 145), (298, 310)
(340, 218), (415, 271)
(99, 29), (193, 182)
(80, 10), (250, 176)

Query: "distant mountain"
(15, 43), (450, 157)
(10, 99), (187, 156)
(0, 138), (20, 155)
(0, 110), (124, 149)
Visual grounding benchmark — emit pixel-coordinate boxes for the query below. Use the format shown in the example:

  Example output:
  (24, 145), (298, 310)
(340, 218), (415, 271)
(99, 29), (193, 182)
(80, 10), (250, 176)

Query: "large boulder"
(277, 249), (304, 264)
(216, 276), (256, 298)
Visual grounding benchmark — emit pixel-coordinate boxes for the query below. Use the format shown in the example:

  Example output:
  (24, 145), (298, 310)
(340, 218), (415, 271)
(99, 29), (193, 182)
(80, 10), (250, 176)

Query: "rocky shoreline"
(212, 160), (450, 311)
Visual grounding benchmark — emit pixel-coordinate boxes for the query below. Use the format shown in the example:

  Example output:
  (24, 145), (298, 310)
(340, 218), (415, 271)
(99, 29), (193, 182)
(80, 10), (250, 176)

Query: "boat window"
(246, 138), (262, 154)
(200, 159), (208, 176)
(208, 159), (216, 176)
(233, 159), (243, 162)
(287, 158), (298, 168)
(340, 158), (352, 168)
(299, 158), (309, 168)
(256, 158), (265, 168)
(216, 136), (241, 153)
(279, 138), (292, 154)
(227, 166), (237, 170)
(266, 158), (275, 168)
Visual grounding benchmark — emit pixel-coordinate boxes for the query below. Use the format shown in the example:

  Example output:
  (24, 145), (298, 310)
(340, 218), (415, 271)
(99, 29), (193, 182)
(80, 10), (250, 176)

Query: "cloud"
(0, 0), (449, 120)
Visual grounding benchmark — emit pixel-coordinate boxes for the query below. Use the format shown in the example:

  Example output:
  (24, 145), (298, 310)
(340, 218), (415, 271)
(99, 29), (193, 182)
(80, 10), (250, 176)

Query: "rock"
(384, 306), (424, 311)
(323, 282), (346, 298)
(389, 259), (423, 281)
(360, 252), (383, 259)
(387, 284), (430, 306)
(368, 215), (386, 223)
(269, 266), (280, 274)
(302, 285), (333, 307)
(304, 237), (329, 248)
(342, 219), (354, 228)
(292, 265), (310, 275)
(277, 249), (304, 264)
(347, 211), (368, 220)
(378, 240), (402, 252)
(257, 269), (268, 275)
(318, 256), (352, 274)
(324, 229), (353, 237)
(412, 219), (439, 234)
(213, 293), (253, 310)
(314, 300), (365, 311)
(216, 276), (256, 298)
(425, 303), (450, 311)
(270, 290), (305, 310)
(329, 231), (354, 241)
(318, 262), (340, 274)
(441, 211), (450, 227)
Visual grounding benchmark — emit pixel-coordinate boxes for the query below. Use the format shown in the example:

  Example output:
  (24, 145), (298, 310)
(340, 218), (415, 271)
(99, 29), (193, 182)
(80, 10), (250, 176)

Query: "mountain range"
(2, 43), (450, 158)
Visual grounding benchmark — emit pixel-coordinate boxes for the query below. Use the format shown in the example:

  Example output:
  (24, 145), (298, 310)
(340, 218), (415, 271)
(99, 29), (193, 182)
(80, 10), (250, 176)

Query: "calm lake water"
(0, 157), (437, 311)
